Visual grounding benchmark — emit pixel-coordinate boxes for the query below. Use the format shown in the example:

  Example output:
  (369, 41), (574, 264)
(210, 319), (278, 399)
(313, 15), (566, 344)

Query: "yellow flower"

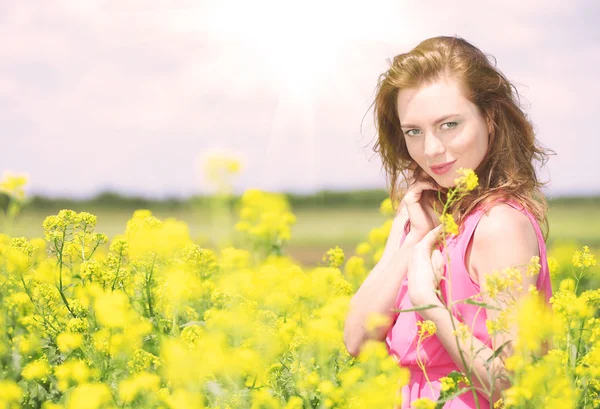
(128, 349), (162, 373)
(559, 278), (576, 293)
(379, 197), (396, 217)
(440, 376), (456, 392)
(338, 367), (364, 389)
(54, 360), (91, 391)
(344, 256), (366, 281)
(412, 397), (437, 409)
(355, 242), (372, 256)
(0, 171), (28, 200)
(528, 284), (539, 296)
(572, 245), (597, 269)
(201, 151), (243, 193)
(547, 256), (560, 278)
(318, 380), (335, 395)
(365, 312), (392, 333)
(220, 247), (251, 269)
(515, 294), (557, 353)
(57, 332), (83, 352)
(21, 360), (51, 381)
(0, 380), (22, 404)
(373, 248), (384, 264)
(482, 267), (522, 298)
(486, 309), (510, 335)
(454, 168), (479, 191)
(250, 389), (280, 408)
(94, 290), (131, 328)
(416, 320), (437, 340)
(118, 372), (161, 403)
(526, 255), (541, 276)
(13, 334), (41, 355)
(452, 323), (470, 342)
(66, 383), (112, 409)
(439, 213), (459, 236)
(356, 340), (389, 362)
(323, 246), (345, 268)
(66, 318), (89, 333)
(284, 396), (304, 409)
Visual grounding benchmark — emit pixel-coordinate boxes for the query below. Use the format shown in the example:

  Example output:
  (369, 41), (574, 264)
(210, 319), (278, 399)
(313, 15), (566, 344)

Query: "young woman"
(343, 36), (554, 408)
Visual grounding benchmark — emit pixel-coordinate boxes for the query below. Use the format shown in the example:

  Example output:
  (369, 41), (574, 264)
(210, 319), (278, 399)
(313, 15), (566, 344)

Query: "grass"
(546, 202), (600, 247)
(1, 202), (599, 266)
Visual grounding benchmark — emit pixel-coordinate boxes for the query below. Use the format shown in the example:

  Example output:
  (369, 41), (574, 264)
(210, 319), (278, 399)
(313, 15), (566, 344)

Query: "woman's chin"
(429, 170), (463, 189)
(431, 177), (454, 189)
(422, 171), (458, 189)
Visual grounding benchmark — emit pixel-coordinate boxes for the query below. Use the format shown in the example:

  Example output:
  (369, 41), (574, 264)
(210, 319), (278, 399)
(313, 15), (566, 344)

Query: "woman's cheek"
(406, 142), (423, 163)
(450, 132), (471, 152)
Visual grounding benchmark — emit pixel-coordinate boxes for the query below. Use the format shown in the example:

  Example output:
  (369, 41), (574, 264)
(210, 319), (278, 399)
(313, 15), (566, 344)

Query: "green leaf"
(436, 386), (473, 405)
(462, 298), (500, 310)
(180, 320), (205, 328)
(487, 340), (511, 364)
(392, 304), (441, 313)
(29, 382), (38, 399)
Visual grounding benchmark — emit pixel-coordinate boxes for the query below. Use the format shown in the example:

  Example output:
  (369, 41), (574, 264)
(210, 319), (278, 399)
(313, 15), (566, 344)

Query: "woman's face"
(396, 75), (492, 188)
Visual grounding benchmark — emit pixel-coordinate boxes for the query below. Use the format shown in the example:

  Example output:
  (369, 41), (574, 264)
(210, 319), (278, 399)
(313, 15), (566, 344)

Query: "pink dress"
(385, 200), (553, 408)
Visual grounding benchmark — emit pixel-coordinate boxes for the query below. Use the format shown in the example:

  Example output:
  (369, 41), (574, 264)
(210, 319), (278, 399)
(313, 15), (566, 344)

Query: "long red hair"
(369, 36), (555, 239)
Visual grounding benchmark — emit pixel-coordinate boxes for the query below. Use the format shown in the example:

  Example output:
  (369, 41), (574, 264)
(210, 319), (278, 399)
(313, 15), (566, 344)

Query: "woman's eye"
(404, 129), (421, 137)
(441, 121), (458, 130)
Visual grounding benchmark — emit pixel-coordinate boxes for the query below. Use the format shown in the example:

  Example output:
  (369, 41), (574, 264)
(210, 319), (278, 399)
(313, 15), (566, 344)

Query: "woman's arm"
(419, 204), (540, 405)
(344, 202), (418, 357)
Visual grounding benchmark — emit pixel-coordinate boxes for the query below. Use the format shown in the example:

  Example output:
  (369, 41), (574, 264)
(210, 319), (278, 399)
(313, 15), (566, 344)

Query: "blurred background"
(1, 0), (599, 266)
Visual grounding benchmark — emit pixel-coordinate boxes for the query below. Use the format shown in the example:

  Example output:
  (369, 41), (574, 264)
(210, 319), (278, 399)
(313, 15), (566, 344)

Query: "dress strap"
(453, 199), (550, 287)
(452, 206), (487, 262)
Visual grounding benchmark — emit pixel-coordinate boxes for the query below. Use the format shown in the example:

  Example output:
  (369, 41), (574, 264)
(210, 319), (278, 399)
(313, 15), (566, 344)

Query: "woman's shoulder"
(478, 201), (537, 235)
(476, 201), (539, 245)
(469, 201), (540, 275)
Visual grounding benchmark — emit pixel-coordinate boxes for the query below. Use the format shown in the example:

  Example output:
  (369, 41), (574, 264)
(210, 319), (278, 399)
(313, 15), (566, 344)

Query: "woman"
(343, 36), (554, 408)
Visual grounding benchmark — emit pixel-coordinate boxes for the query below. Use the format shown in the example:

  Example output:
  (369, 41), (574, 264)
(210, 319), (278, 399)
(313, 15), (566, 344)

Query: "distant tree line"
(1, 189), (599, 215)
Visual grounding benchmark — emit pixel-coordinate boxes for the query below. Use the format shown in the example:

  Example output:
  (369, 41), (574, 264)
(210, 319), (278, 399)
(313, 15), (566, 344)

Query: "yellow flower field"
(0, 170), (599, 409)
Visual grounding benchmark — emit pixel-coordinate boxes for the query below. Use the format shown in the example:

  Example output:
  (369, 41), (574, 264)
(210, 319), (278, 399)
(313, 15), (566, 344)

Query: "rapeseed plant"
(0, 171), (30, 236)
(0, 170), (597, 409)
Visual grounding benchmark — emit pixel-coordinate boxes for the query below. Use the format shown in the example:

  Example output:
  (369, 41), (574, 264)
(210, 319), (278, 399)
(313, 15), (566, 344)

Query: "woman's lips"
(430, 160), (456, 175)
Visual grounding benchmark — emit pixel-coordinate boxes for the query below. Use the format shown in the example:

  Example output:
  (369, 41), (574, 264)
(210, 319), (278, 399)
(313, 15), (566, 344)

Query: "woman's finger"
(404, 181), (437, 202)
(431, 248), (445, 281)
(416, 224), (443, 250)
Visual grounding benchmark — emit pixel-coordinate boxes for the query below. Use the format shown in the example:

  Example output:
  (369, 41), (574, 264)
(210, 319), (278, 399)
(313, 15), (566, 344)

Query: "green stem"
(146, 254), (157, 319)
(20, 275), (61, 335)
(172, 306), (179, 336)
(86, 242), (98, 261)
(111, 249), (124, 291)
(575, 319), (586, 366)
(56, 230), (75, 317)
(439, 186), (482, 409)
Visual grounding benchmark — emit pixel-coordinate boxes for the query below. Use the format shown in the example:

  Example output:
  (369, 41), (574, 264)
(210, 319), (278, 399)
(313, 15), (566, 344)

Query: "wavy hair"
(370, 35), (555, 240)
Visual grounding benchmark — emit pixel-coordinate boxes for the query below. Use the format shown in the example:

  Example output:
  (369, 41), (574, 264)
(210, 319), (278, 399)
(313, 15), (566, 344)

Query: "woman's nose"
(424, 133), (446, 158)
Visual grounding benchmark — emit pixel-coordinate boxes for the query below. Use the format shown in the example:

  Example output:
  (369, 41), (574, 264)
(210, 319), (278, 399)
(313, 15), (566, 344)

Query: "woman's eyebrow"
(400, 114), (459, 129)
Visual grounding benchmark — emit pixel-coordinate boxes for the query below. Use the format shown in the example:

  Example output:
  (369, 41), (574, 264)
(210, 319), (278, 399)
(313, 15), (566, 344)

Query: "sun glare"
(159, 0), (412, 190)
(164, 0), (405, 98)
(243, 1), (347, 98)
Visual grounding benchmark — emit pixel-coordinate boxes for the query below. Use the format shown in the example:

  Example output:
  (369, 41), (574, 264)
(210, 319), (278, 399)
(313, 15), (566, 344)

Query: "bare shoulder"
(469, 203), (539, 280)
(476, 203), (538, 246)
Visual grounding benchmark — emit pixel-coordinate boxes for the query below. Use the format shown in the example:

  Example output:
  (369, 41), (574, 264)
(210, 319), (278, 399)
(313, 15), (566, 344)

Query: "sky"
(1, 0), (599, 199)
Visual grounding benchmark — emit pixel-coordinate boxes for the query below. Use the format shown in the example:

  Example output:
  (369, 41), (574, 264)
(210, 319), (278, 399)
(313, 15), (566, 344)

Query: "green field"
(2, 200), (599, 267)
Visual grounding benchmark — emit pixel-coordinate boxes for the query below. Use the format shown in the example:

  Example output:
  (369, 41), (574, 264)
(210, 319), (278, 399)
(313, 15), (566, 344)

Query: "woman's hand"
(402, 177), (441, 241)
(407, 224), (446, 307)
